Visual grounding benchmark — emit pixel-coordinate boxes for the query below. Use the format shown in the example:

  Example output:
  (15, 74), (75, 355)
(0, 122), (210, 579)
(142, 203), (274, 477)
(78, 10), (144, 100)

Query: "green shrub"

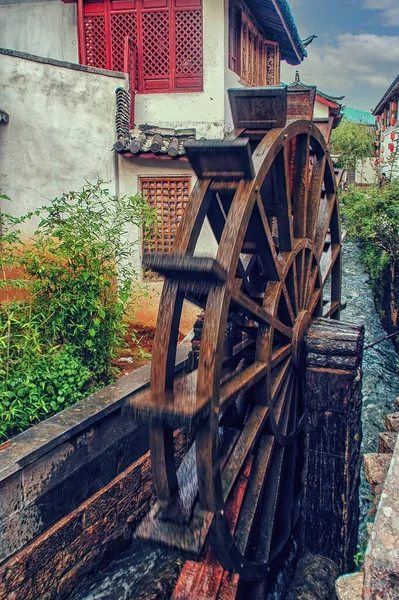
(341, 181), (399, 281)
(0, 346), (92, 441)
(0, 182), (155, 441)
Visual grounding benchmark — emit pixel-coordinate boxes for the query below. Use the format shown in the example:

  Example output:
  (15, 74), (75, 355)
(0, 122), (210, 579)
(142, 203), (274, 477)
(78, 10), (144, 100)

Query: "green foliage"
(0, 346), (92, 441)
(341, 181), (399, 263)
(330, 119), (375, 172)
(0, 181), (155, 441)
(354, 536), (368, 569)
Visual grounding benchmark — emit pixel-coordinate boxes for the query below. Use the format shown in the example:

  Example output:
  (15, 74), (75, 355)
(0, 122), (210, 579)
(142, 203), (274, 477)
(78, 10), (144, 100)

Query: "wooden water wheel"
(130, 87), (342, 584)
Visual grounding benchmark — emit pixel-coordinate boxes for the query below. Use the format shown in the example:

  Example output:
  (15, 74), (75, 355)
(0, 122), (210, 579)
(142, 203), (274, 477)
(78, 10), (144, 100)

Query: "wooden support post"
(302, 318), (364, 573)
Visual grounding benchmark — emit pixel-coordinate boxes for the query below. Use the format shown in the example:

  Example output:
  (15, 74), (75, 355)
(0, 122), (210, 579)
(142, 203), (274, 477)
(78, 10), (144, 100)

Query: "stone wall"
(0, 339), (191, 599)
(0, 49), (125, 234)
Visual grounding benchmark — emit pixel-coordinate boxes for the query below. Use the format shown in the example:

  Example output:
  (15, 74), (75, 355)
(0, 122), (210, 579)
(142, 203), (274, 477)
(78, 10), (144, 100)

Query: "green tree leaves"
(331, 119), (375, 173)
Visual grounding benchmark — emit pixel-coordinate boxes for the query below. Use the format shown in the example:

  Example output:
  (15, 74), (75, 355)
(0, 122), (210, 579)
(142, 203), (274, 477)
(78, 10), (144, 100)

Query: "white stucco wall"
(0, 51), (125, 234)
(378, 122), (399, 180)
(134, 0), (226, 139)
(355, 158), (377, 185)
(313, 99), (329, 120)
(0, 0), (78, 62)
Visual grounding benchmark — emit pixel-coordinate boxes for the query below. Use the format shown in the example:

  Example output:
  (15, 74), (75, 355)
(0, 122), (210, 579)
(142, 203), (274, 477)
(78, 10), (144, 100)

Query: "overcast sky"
(281, 0), (399, 113)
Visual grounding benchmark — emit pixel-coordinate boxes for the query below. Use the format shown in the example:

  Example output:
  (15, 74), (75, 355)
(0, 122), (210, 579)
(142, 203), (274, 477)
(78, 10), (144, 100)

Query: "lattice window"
(84, 15), (107, 69)
(111, 13), (137, 73)
(142, 11), (170, 78)
(80, 2), (203, 93)
(175, 11), (203, 75)
(141, 178), (190, 258)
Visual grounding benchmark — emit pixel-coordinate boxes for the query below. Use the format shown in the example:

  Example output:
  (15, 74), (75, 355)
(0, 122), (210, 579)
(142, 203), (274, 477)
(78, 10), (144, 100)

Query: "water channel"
(69, 241), (399, 600)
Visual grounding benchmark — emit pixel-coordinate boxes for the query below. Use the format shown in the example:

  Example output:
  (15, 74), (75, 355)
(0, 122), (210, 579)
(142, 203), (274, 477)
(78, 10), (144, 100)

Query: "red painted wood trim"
(104, 0), (112, 69)
(121, 152), (189, 161)
(77, 0), (86, 64)
(316, 94), (340, 109)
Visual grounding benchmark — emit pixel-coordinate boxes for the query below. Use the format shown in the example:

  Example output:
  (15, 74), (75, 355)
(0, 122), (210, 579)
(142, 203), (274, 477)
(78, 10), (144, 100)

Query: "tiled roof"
(115, 124), (196, 157)
(343, 107), (375, 126)
(114, 87), (196, 157)
(373, 75), (399, 116)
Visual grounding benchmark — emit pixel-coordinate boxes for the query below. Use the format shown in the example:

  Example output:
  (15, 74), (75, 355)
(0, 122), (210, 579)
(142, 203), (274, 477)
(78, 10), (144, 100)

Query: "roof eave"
(245, 0), (306, 65)
(373, 75), (399, 115)
(271, 0), (302, 64)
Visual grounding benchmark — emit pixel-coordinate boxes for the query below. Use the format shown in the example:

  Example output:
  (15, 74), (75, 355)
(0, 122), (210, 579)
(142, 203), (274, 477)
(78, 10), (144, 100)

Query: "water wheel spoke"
(255, 196), (282, 282)
(323, 300), (341, 318)
(222, 404), (269, 502)
(301, 249), (313, 310)
(220, 361), (268, 414)
(231, 288), (292, 339)
(296, 248), (306, 309)
(208, 192), (255, 296)
(315, 195), (335, 258)
(309, 287), (322, 315)
(271, 343), (292, 369)
(321, 243), (341, 287)
(254, 386), (294, 562)
(271, 358), (292, 402)
(306, 151), (326, 241)
(271, 148), (293, 252)
(282, 285), (296, 325)
(293, 134), (310, 239)
(283, 259), (299, 316)
(174, 179), (212, 253)
(234, 434), (274, 556)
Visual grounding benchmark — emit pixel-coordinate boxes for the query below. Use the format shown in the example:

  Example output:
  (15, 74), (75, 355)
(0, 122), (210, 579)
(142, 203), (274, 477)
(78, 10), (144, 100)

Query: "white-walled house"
(0, 0), (307, 257)
(373, 75), (399, 180)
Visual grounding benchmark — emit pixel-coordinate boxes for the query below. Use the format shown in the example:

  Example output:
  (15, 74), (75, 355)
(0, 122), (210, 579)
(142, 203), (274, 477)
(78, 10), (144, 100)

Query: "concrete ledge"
(0, 48), (126, 80)
(364, 436), (399, 599)
(0, 338), (191, 566)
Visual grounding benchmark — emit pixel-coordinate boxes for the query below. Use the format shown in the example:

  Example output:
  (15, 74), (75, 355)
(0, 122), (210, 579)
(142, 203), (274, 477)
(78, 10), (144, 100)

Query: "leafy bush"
(330, 119), (374, 173)
(341, 181), (399, 278)
(0, 182), (155, 441)
(0, 346), (92, 440)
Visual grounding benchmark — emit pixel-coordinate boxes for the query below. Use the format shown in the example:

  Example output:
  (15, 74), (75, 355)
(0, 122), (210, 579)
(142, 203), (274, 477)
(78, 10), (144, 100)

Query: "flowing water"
(70, 241), (399, 600)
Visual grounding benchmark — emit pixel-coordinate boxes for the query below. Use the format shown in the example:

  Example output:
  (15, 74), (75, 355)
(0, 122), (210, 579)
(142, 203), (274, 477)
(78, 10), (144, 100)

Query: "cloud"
(362, 0), (399, 26)
(281, 33), (399, 110)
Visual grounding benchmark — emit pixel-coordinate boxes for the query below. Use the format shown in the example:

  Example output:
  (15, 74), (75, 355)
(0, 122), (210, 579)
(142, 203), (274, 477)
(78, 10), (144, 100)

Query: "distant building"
(342, 107), (376, 186)
(373, 75), (399, 180)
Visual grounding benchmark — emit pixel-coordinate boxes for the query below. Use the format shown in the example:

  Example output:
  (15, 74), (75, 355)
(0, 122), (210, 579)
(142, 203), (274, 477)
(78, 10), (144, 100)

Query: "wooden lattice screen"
(80, 0), (203, 93)
(141, 177), (190, 260)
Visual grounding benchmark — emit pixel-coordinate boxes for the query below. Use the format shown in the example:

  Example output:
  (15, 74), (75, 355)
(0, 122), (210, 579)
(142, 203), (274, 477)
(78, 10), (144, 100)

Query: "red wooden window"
(141, 177), (190, 256)
(80, 0), (203, 93)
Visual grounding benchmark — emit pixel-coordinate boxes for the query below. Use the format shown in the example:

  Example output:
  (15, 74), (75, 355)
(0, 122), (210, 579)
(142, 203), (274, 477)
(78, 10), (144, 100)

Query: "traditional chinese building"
(1, 0), (309, 258)
(373, 74), (399, 179)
